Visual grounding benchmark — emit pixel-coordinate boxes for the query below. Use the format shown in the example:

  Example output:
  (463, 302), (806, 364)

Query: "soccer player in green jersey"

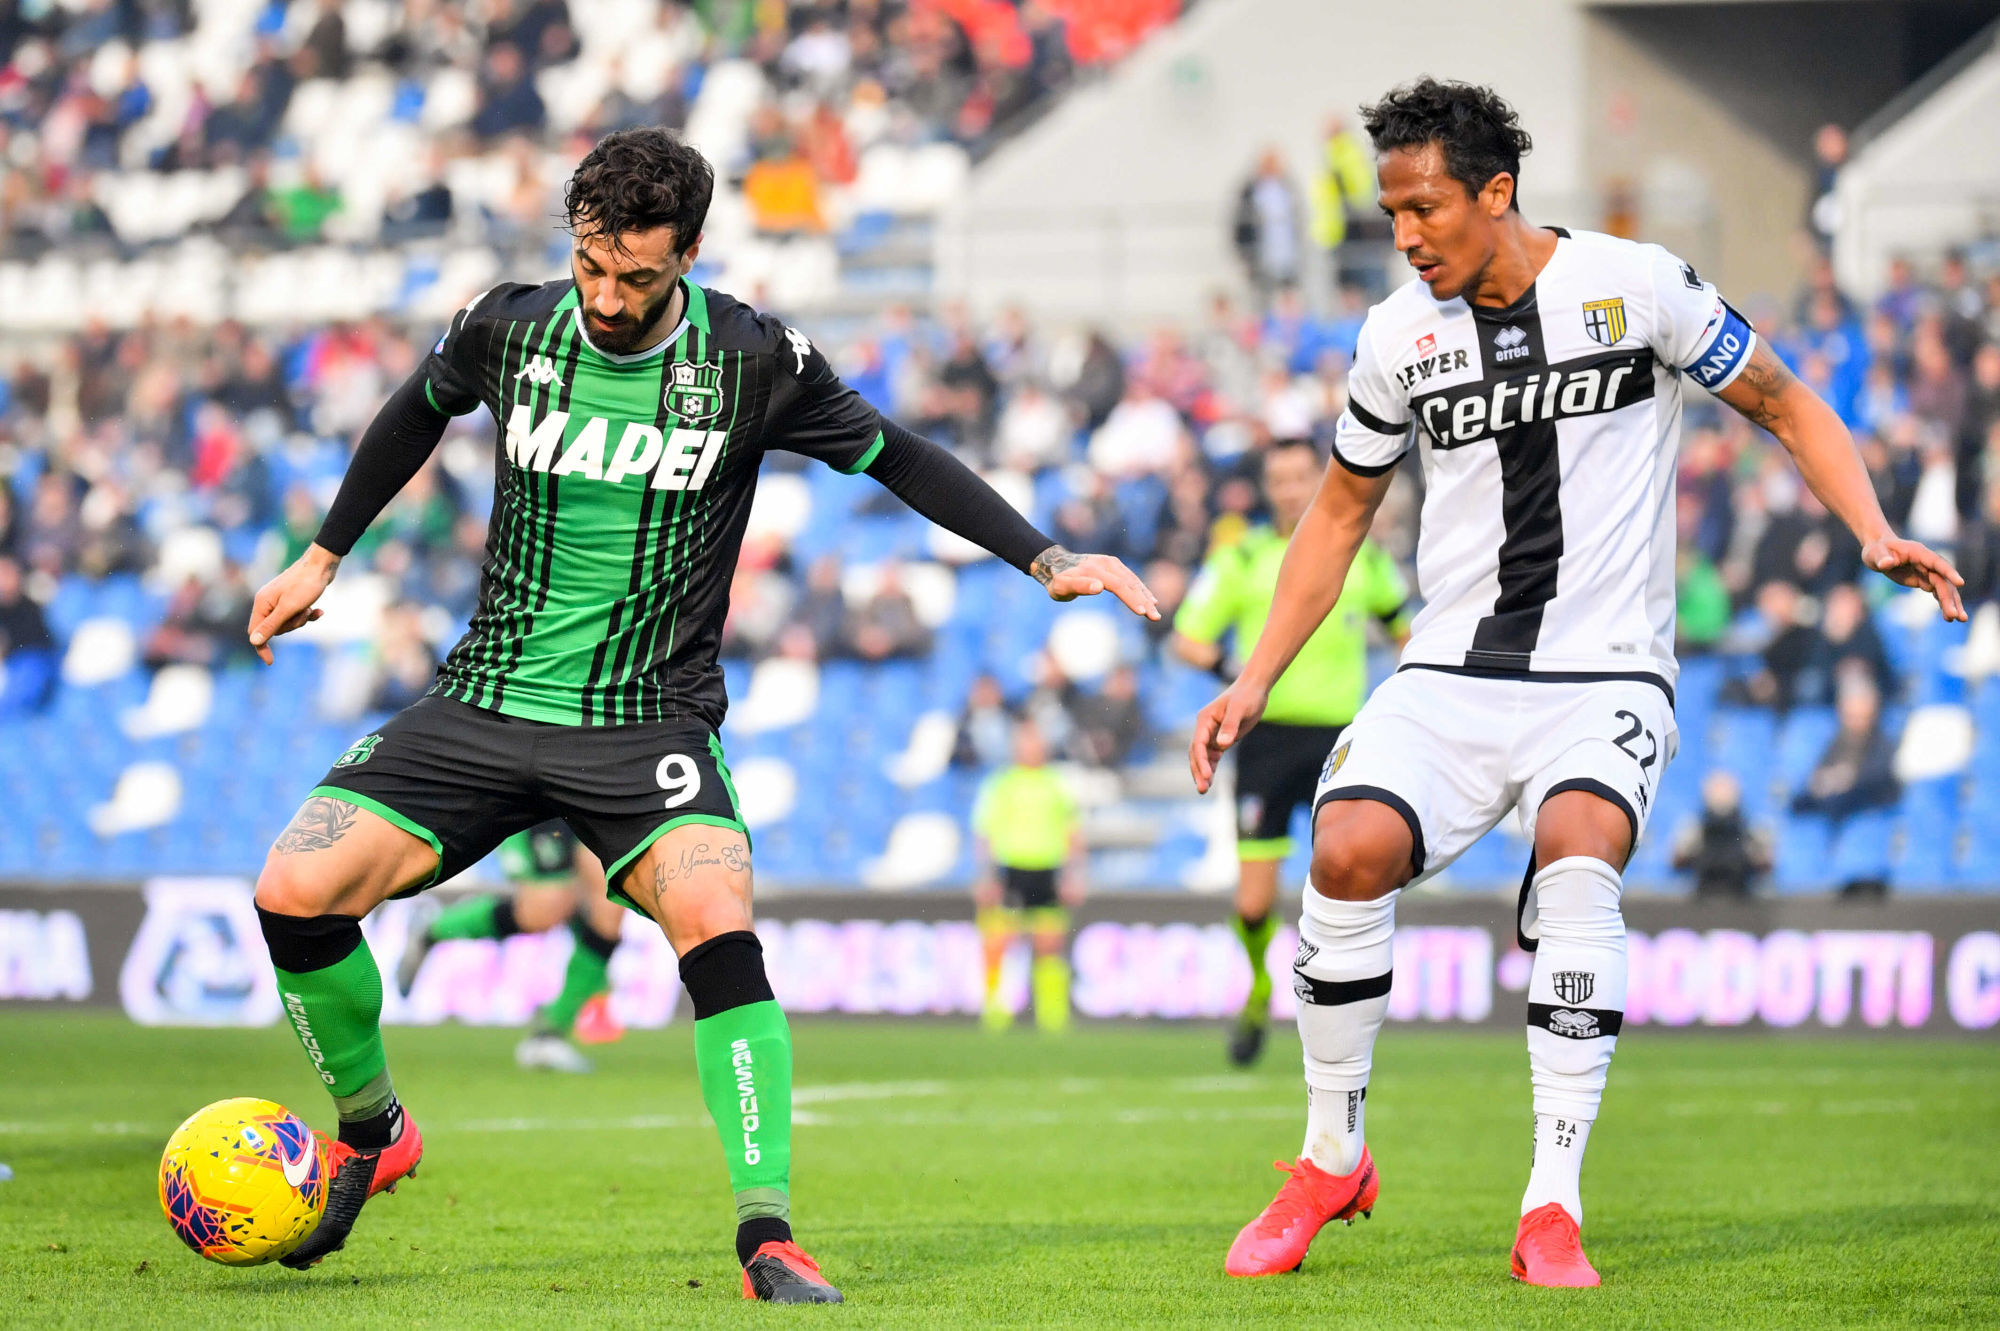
(1173, 439), (1409, 1065)
(243, 128), (1157, 1301)
(971, 718), (1084, 1034)
(395, 820), (626, 1073)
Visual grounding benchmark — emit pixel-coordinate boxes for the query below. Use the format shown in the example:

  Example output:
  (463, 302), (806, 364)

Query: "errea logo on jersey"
(1493, 325), (1530, 362)
(516, 355), (564, 387)
(505, 405), (727, 490)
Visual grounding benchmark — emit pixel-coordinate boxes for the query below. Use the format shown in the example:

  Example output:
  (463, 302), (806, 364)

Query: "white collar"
(572, 306), (691, 364)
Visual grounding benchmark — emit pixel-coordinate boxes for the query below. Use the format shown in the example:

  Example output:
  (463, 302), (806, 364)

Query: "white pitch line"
(1166, 1076), (1282, 1094)
(793, 1079), (950, 1105)
(0, 1081), (951, 1139)
(1818, 1098), (1919, 1116)
(0, 1120), (160, 1136)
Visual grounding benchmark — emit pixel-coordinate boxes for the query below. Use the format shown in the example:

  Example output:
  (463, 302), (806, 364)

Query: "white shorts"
(1311, 669), (1679, 886)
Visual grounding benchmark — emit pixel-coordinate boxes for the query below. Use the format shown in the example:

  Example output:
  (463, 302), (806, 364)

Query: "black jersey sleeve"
(421, 285), (507, 416)
(313, 367), (451, 556)
(863, 420), (1054, 574)
(758, 318), (887, 473)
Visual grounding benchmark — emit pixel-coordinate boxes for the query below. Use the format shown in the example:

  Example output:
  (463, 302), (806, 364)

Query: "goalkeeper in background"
(1173, 438), (1410, 1065)
(397, 821), (625, 1071)
(972, 718), (1084, 1033)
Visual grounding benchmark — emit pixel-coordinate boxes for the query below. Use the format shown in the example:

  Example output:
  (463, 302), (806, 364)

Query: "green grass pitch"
(3, 1012), (1997, 1328)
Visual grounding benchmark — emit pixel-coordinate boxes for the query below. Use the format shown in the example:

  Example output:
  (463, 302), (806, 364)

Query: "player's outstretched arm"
(861, 421), (1158, 620)
(1189, 462), (1393, 793)
(246, 369), (453, 662)
(1718, 341), (1965, 622)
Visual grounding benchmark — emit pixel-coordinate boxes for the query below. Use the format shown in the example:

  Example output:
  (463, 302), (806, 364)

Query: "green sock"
(426, 895), (505, 941)
(1234, 911), (1277, 1021)
(274, 945), (393, 1121)
(535, 920), (612, 1037)
(694, 999), (793, 1223)
(1031, 953), (1071, 1032)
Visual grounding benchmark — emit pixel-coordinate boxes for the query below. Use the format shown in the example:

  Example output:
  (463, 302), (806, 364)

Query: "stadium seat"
(1829, 810), (1894, 885)
(1771, 814), (1833, 893)
(1773, 707), (1838, 793)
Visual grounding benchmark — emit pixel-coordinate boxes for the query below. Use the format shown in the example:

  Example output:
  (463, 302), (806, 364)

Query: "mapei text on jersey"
(504, 404), (730, 491)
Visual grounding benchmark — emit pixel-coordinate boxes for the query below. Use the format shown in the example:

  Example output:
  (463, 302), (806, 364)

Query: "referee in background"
(1173, 438), (1410, 1065)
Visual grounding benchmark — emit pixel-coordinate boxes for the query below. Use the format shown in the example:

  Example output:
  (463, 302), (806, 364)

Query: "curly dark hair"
(1360, 78), (1533, 210)
(564, 127), (715, 251)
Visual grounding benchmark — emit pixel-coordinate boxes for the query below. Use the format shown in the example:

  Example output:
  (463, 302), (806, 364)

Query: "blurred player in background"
(1192, 78), (1964, 1288)
(396, 820), (626, 1072)
(972, 718), (1084, 1034)
(1173, 438), (1409, 1066)
(242, 127), (1158, 1301)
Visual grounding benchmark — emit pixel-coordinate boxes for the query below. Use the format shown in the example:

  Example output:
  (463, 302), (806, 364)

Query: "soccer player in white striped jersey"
(1190, 78), (1964, 1288)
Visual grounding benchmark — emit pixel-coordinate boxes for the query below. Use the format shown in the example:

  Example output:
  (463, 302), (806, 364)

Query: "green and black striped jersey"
(421, 277), (885, 727)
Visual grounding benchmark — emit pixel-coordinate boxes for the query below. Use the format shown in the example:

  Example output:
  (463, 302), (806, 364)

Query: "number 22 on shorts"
(656, 753), (702, 809)
(1611, 709), (1663, 815)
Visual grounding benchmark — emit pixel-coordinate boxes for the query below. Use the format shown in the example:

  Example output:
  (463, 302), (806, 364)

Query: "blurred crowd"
(0, 0), (1175, 258)
(7, 237), (1999, 778)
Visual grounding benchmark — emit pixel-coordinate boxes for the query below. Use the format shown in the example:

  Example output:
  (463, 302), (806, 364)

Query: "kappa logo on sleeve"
(784, 326), (814, 374)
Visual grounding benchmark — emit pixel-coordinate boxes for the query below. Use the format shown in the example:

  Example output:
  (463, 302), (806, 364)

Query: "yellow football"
(158, 1097), (327, 1266)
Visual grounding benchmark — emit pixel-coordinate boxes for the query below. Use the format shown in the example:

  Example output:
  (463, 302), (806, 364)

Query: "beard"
(582, 283), (679, 355)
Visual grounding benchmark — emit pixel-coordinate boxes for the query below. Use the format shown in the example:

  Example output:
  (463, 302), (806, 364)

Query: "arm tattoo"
(274, 797), (359, 854)
(1030, 545), (1084, 586)
(1733, 348), (1796, 432)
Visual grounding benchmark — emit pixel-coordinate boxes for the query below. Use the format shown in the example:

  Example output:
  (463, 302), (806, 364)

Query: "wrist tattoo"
(1030, 545), (1084, 586)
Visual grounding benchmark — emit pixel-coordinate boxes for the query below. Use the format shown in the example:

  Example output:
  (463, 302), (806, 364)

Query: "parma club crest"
(1581, 298), (1627, 348)
(1552, 970), (1595, 1005)
(1320, 742), (1351, 785)
(664, 361), (724, 425)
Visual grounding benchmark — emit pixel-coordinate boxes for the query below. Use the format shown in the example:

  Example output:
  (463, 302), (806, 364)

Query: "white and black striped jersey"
(1333, 228), (1756, 697)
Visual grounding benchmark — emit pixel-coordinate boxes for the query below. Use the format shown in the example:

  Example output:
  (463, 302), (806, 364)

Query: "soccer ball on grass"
(158, 1097), (327, 1265)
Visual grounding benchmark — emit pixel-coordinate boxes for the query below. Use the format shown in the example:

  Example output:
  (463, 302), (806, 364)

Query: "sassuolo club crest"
(665, 361), (724, 424)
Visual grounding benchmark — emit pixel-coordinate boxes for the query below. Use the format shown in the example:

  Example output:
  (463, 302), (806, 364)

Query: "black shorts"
(1235, 721), (1345, 858)
(496, 820), (579, 885)
(999, 866), (1059, 911)
(310, 694), (744, 904)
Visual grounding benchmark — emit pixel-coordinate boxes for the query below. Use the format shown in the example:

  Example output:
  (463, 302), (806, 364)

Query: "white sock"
(1294, 887), (1396, 1176)
(1522, 1112), (1593, 1223)
(1522, 855), (1625, 1222)
(1303, 1085), (1367, 1177)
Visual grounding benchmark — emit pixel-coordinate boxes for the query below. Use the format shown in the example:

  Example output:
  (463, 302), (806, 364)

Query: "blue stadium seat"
(1830, 810), (1894, 884)
(1711, 708), (1781, 817)
(1772, 813), (1832, 893)
(1955, 808), (2000, 891)
(1773, 707), (1838, 792)
(1894, 775), (1961, 895)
